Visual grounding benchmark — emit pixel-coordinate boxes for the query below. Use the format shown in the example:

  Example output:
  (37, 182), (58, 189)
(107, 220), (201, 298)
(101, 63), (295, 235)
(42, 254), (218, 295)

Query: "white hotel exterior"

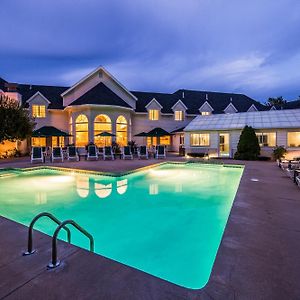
(0, 66), (299, 159)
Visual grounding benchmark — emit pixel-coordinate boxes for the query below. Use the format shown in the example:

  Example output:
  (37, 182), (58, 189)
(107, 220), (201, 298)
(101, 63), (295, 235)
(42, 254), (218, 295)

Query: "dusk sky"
(0, 0), (300, 103)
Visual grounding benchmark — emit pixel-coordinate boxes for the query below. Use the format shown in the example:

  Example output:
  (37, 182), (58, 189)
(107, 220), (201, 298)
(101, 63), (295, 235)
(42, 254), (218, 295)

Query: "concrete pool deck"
(0, 156), (299, 299)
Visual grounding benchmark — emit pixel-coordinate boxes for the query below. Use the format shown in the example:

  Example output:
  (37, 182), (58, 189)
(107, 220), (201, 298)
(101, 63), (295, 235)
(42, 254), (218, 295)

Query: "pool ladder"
(23, 212), (94, 269)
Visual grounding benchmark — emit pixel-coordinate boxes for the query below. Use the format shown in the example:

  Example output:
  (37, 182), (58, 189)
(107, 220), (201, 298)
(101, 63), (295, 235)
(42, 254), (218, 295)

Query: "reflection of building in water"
(149, 183), (158, 195)
(35, 191), (47, 205)
(117, 179), (128, 195)
(175, 183), (182, 193)
(76, 176), (89, 198)
(95, 182), (112, 198)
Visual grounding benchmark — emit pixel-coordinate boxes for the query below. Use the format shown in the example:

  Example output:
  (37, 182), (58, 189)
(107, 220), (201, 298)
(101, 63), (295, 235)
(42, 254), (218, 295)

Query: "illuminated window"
(94, 114), (112, 147)
(95, 183), (112, 199)
(174, 110), (184, 121)
(256, 132), (276, 147)
(31, 137), (46, 147)
(52, 136), (64, 147)
(116, 115), (128, 146)
(75, 114), (89, 147)
(201, 111), (211, 116)
(147, 137), (157, 146)
(69, 116), (74, 144)
(149, 109), (159, 120)
(287, 132), (300, 147)
(32, 105), (46, 118)
(159, 136), (171, 145)
(190, 133), (210, 146)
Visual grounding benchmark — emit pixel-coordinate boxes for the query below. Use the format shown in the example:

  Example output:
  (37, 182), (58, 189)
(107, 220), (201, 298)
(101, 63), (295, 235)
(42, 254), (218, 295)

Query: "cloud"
(0, 0), (300, 101)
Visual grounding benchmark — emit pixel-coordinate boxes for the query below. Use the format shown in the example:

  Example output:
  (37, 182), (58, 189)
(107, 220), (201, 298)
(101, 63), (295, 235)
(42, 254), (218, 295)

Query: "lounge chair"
(31, 147), (44, 164)
(156, 145), (166, 159)
(296, 175), (300, 188)
(122, 146), (133, 160)
(138, 146), (148, 159)
(87, 145), (98, 160)
(52, 147), (64, 162)
(103, 146), (114, 160)
(67, 146), (79, 161)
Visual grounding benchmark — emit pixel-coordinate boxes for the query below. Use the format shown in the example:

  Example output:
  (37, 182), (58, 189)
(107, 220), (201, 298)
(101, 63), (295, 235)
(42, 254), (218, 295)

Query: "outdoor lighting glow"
(95, 183), (112, 198)
(76, 176), (89, 198)
(117, 179), (128, 195)
(149, 183), (158, 195)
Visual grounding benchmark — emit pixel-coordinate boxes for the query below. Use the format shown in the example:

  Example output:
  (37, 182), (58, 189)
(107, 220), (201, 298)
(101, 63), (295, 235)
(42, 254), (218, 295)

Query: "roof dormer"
(247, 104), (258, 112)
(145, 98), (163, 110)
(224, 101), (238, 114)
(199, 101), (214, 115)
(26, 91), (51, 107)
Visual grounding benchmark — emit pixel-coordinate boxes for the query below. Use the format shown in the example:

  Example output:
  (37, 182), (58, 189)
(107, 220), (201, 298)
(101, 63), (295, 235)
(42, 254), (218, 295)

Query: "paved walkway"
(0, 158), (299, 299)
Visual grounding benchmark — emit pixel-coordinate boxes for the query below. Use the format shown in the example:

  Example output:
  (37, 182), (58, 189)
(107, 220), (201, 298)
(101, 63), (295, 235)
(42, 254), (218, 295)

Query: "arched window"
(69, 116), (74, 144)
(94, 114), (112, 147)
(116, 115), (127, 147)
(75, 114), (89, 147)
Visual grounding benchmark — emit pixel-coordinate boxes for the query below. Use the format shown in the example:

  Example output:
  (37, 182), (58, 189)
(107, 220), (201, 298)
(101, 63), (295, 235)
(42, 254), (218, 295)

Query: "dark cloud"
(0, 0), (299, 102)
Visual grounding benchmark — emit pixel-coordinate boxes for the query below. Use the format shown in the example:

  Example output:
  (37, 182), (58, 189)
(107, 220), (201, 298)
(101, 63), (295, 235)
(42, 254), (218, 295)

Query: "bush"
(273, 146), (287, 160)
(234, 126), (260, 160)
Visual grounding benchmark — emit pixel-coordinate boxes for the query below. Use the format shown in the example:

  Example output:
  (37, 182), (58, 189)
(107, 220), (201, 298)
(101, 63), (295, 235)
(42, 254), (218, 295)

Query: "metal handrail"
(48, 219), (94, 268)
(23, 212), (71, 256)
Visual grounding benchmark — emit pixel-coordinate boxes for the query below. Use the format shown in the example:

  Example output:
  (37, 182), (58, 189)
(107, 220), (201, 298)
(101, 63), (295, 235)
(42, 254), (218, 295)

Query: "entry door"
(219, 133), (230, 157)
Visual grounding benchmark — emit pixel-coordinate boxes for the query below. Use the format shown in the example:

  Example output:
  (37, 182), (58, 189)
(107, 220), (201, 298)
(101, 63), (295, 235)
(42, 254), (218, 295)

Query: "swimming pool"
(0, 163), (243, 289)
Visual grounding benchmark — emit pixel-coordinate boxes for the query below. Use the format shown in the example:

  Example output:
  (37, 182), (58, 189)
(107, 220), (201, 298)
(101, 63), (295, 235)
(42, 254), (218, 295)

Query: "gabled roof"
(247, 104), (258, 112)
(26, 91), (51, 104)
(145, 98), (163, 109)
(224, 102), (238, 113)
(173, 89), (266, 114)
(199, 101), (214, 112)
(18, 84), (68, 109)
(68, 82), (131, 108)
(171, 99), (188, 111)
(61, 66), (138, 101)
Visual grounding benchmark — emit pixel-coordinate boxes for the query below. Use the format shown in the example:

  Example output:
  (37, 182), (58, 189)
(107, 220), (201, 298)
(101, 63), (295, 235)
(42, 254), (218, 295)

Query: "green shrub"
(273, 146), (287, 160)
(234, 126), (260, 160)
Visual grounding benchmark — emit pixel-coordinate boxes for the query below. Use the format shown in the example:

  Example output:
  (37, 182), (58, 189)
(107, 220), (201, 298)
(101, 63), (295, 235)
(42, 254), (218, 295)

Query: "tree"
(0, 94), (35, 143)
(265, 96), (286, 107)
(234, 126), (260, 160)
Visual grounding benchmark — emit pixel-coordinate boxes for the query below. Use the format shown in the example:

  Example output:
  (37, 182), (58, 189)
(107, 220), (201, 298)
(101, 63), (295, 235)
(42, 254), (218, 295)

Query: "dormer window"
(149, 109), (159, 120)
(174, 110), (184, 121)
(32, 105), (46, 118)
(201, 111), (211, 116)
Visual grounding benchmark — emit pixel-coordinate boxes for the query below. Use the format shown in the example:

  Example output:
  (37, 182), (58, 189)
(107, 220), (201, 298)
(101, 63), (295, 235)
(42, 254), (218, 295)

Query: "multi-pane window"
(174, 110), (184, 121)
(52, 136), (64, 147)
(31, 137), (46, 147)
(32, 105), (46, 118)
(256, 132), (276, 147)
(287, 132), (300, 147)
(94, 114), (112, 147)
(75, 114), (89, 147)
(149, 109), (159, 120)
(201, 111), (211, 116)
(190, 133), (210, 146)
(116, 115), (128, 147)
(159, 136), (171, 145)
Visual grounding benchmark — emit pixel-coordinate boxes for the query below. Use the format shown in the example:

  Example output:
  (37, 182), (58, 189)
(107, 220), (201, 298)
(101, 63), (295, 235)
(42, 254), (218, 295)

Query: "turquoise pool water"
(0, 163), (243, 289)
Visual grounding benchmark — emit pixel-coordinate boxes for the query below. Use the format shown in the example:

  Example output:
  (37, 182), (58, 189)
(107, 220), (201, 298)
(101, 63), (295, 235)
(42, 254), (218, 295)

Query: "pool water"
(0, 163), (243, 289)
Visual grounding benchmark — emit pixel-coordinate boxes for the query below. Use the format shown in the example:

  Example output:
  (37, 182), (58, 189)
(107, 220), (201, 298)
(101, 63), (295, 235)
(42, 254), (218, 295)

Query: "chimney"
(205, 93), (208, 101)
(4, 82), (22, 105)
(230, 97), (233, 102)
(182, 90), (185, 99)
(5, 82), (18, 92)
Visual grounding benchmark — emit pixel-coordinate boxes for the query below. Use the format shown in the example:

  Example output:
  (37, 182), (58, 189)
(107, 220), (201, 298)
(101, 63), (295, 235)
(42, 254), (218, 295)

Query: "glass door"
(219, 133), (230, 157)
